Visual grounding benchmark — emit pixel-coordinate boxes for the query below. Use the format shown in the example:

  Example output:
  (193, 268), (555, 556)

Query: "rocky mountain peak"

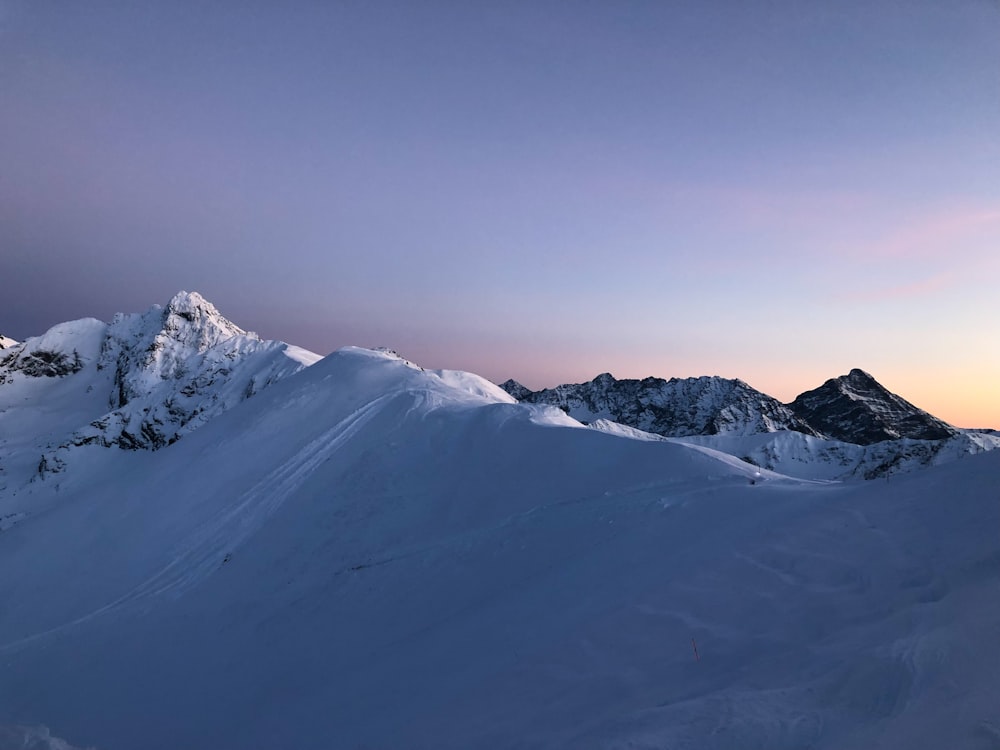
(499, 379), (532, 401)
(839, 368), (885, 393)
(157, 290), (254, 353)
(788, 369), (956, 445)
(0, 293), (319, 479)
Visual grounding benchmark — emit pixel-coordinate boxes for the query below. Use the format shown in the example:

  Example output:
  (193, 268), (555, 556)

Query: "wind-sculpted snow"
(1, 344), (999, 749)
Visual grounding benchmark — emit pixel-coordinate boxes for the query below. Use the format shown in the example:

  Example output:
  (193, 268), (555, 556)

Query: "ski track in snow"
(0, 393), (394, 655)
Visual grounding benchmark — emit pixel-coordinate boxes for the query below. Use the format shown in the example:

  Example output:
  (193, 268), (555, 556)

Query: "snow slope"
(1, 346), (998, 749)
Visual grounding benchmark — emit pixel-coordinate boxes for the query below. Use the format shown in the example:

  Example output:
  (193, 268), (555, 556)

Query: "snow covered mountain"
(787, 368), (957, 445)
(0, 291), (319, 485)
(502, 373), (818, 437)
(1, 343), (999, 750)
(504, 368), (995, 479)
(668, 428), (1000, 481)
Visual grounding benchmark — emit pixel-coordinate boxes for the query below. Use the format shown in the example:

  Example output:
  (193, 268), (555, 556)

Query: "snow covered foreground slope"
(1, 347), (999, 749)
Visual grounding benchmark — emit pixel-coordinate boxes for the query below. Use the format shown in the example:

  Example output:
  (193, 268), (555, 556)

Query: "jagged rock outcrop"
(1, 348), (82, 378)
(503, 373), (819, 438)
(787, 368), (956, 445)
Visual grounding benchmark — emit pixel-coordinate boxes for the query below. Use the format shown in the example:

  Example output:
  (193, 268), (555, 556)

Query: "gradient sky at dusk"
(2, 1), (998, 427)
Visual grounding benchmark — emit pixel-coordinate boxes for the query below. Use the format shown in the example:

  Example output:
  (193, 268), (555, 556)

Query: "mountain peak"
(846, 367), (875, 381)
(0, 293), (319, 470)
(165, 290), (216, 318)
(158, 291), (250, 345)
(833, 368), (890, 399)
(499, 379), (532, 400)
(790, 369), (955, 445)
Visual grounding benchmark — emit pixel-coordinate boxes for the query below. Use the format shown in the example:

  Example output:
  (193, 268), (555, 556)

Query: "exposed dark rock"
(12, 349), (84, 378)
(505, 373), (819, 438)
(788, 369), (956, 445)
(499, 379), (532, 401)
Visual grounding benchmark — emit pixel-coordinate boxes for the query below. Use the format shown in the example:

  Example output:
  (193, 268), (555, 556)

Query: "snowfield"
(1, 342), (998, 749)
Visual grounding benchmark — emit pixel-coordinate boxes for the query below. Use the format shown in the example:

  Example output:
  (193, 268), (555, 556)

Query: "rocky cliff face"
(787, 368), (956, 445)
(502, 373), (819, 438)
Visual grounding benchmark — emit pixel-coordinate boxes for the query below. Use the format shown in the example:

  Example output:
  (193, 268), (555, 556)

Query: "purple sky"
(2, 1), (998, 426)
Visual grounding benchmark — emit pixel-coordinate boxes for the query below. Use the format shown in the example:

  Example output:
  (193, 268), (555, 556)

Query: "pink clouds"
(853, 205), (1000, 261)
(663, 183), (871, 229)
(827, 203), (1000, 303)
(841, 272), (958, 304)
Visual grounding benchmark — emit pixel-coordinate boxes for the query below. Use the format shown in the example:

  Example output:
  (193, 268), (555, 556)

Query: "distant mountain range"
(1, 291), (995, 486)
(501, 368), (958, 445)
(501, 367), (996, 480)
(501, 373), (818, 438)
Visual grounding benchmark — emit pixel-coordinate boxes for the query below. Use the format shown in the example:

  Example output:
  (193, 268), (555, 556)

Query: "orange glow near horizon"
(480, 351), (1000, 432)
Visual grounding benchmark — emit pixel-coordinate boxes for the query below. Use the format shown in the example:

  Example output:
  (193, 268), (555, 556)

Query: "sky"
(1, 1), (998, 427)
